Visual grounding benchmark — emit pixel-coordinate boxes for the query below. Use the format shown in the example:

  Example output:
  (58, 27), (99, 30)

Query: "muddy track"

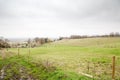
(0, 63), (35, 80)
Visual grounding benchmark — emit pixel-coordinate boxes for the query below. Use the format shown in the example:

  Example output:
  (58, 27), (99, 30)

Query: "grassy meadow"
(1, 37), (120, 79)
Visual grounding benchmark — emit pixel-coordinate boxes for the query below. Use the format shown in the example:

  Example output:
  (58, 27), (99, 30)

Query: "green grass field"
(1, 37), (120, 79)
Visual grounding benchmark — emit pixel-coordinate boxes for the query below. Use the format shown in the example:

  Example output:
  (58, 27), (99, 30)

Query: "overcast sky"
(0, 0), (120, 38)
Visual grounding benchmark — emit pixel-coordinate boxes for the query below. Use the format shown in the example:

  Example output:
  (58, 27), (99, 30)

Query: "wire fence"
(78, 56), (120, 80)
(0, 49), (120, 80)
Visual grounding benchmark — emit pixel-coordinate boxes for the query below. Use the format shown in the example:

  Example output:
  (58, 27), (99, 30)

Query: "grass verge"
(0, 56), (92, 80)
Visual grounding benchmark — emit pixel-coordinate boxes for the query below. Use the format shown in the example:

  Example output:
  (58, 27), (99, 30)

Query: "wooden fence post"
(93, 63), (96, 80)
(112, 56), (115, 80)
(18, 48), (20, 56)
(87, 61), (90, 73)
(29, 47), (30, 58)
(28, 43), (31, 63)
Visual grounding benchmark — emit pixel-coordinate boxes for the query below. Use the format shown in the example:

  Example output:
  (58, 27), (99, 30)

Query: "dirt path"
(0, 65), (35, 80)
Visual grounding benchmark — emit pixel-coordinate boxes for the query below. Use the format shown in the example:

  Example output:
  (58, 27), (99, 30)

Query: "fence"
(78, 56), (120, 80)
(0, 49), (120, 80)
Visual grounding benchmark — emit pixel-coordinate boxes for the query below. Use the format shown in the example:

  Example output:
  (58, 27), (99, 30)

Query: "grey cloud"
(0, 0), (120, 21)
(0, 0), (120, 38)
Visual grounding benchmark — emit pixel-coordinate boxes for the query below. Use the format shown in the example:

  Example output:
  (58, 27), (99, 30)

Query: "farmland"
(0, 37), (120, 79)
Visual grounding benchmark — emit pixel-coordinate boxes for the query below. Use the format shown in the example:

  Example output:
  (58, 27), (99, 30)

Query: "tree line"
(0, 32), (120, 48)
(59, 32), (120, 40)
(0, 38), (10, 49)
(27, 37), (52, 48)
(0, 37), (52, 48)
